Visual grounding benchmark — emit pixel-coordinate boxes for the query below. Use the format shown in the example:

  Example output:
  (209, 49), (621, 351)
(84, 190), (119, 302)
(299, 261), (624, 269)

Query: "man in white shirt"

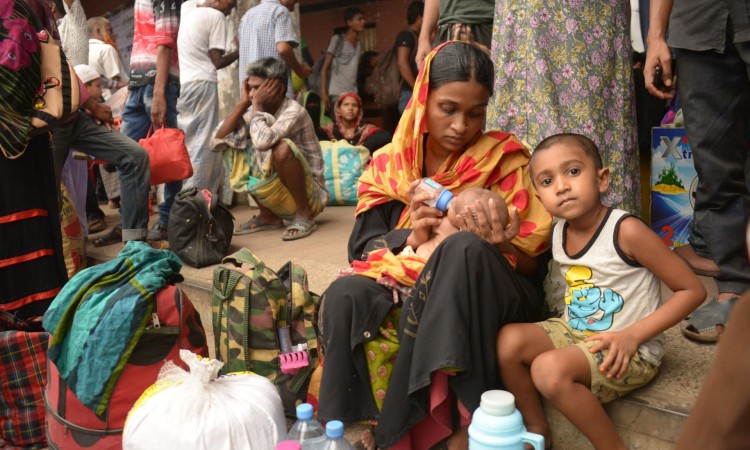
(177, 0), (239, 193)
(88, 17), (129, 100)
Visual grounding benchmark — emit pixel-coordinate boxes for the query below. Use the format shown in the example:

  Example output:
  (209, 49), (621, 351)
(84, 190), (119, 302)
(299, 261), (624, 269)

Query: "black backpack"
(168, 188), (234, 268)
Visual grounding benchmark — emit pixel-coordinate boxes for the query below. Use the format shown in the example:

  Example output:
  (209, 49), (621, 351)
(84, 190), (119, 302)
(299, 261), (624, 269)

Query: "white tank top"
(552, 208), (665, 365)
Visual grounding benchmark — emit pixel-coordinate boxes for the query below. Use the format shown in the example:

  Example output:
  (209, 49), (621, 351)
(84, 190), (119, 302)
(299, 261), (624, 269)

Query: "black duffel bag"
(168, 188), (234, 268)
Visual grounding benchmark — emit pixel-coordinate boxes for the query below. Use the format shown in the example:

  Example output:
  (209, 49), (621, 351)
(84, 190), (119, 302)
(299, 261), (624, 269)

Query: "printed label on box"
(651, 127), (698, 249)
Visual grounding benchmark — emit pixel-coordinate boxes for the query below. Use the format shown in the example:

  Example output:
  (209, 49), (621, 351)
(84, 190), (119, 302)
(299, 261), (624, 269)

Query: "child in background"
(497, 133), (705, 450)
(75, 64), (103, 105)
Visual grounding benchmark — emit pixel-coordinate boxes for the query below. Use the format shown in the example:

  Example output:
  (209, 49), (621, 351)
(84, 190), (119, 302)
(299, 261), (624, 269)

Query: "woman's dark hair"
(428, 42), (494, 96)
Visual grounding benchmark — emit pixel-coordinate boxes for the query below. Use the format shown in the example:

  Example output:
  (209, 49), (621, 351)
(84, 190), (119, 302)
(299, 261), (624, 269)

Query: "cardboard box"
(650, 127), (698, 249)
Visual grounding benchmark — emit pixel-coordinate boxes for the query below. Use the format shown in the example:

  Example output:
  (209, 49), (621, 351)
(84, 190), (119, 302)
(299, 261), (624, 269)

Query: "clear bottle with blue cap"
(416, 177), (454, 212)
(286, 403), (326, 448)
(311, 420), (354, 450)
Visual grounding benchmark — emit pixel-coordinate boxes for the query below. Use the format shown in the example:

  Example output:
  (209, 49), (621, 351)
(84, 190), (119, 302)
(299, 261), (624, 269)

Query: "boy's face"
(86, 78), (103, 101)
(531, 143), (609, 221)
(347, 14), (367, 32)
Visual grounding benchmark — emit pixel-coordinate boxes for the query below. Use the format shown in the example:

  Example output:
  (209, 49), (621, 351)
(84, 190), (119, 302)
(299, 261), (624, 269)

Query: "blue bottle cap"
(296, 403), (313, 420)
(326, 420), (345, 439)
(434, 190), (454, 212)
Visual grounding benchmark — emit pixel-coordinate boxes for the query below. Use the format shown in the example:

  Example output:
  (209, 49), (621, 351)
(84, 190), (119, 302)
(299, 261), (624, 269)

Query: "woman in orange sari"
(317, 42), (552, 449)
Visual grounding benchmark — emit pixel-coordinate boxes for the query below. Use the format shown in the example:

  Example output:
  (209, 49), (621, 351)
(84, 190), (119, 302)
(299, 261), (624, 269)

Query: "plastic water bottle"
(314, 420), (354, 450)
(286, 403), (326, 449)
(468, 390), (544, 450)
(276, 441), (302, 450)
(416, 177), (455, 212)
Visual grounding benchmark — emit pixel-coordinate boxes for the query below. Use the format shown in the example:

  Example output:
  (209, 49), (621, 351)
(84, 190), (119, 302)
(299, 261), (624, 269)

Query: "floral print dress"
(487, 0), (640, 214)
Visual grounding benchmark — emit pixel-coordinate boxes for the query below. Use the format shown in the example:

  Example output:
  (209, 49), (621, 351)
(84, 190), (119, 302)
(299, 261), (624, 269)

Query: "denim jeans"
(51, 113), (150, 241)
(398, 87), (411, 114)
(120, 82), (182, 226)
(674, 38), (750, 295)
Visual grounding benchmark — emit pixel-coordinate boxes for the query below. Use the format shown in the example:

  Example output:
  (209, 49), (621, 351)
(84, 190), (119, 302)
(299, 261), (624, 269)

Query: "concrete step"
(85, 204), (717, 449)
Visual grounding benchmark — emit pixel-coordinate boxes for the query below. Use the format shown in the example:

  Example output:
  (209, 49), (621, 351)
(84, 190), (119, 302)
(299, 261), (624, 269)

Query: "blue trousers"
(120, 82), (182, 226)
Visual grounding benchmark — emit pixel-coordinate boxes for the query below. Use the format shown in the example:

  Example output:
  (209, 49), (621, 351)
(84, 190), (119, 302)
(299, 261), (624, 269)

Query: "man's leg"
(70, 114), (150, 241)
(676, 41), (750, 298)
(121, 83), (182, 240)
(272, 140), (312, 220)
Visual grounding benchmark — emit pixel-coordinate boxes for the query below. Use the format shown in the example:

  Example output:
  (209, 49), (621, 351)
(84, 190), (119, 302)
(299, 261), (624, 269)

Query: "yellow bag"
(59, 185), (86, 278)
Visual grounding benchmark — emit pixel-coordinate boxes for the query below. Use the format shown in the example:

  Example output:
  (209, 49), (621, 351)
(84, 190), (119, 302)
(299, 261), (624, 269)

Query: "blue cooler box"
(650, 127), (698, 249)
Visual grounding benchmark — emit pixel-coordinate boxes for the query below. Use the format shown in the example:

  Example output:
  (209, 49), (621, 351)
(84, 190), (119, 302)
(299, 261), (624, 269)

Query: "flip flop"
(234, 216), (284, 235)
(92, 225), (122, 247)
(88, 218), (107, 234)
(681, 297), (739, 343)
(281, 219), (319, 241)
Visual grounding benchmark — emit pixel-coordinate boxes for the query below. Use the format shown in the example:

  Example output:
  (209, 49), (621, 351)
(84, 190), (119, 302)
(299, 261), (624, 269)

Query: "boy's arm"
(320, 45), (335, 110)
(587, 217), (705, 379)
(215, 78), (252, 140)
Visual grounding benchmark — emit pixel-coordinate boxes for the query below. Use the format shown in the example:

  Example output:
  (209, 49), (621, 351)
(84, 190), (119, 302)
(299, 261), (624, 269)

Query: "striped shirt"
(212, 98), (327, 199)
(238, 0), (298, 98)
(128, 0), (180, 87)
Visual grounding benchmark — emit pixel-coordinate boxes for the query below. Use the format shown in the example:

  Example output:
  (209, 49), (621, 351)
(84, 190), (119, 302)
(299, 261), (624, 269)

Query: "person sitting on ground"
(213, 57), (328, 241)
(317, 93), (392, 155)
(497, 133), (706, 450)
(317, 41), (552, 450)
(341, 187), (509, 300)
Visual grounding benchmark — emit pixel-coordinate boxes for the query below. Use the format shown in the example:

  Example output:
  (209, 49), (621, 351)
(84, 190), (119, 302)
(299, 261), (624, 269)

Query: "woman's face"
(425, 80), (489, 154)
(338, 97), (360, 124)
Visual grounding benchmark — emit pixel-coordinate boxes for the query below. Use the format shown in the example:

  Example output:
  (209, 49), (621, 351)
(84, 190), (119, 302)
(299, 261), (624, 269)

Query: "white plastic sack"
(123, 350), (286, 450)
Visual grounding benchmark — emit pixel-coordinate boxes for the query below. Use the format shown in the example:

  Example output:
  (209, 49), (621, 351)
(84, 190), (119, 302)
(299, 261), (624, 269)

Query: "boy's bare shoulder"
(617, 215), (667, 260)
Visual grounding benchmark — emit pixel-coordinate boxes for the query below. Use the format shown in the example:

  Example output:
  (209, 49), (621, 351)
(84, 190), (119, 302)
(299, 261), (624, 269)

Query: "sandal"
(281, 219), (319, 241)
(681, 297), (739, 343)
(674, 245), (720, 277)
(234, 215), (284, 235)
(88, 218), (107, 234)
(92, 225), (122, 247)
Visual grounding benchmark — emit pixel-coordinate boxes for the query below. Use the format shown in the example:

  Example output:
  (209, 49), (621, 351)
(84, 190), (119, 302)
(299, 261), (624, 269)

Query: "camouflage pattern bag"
(212, 248), (320, 417)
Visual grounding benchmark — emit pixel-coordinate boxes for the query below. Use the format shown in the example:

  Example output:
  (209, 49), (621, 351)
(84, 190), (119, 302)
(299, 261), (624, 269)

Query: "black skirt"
(0, 134), (67, 324)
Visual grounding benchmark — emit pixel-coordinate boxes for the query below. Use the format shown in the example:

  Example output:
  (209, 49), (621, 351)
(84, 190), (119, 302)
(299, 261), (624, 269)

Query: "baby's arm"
(586, 216), (706, 379)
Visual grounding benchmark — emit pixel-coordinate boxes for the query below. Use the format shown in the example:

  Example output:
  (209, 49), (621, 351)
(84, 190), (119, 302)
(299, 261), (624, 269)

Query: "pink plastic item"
(279, 351), (309, 375)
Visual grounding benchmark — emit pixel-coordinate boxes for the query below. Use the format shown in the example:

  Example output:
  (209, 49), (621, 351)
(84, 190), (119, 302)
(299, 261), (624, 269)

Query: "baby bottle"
(468, 390), (544, 450)
(416, 178), (454, 212)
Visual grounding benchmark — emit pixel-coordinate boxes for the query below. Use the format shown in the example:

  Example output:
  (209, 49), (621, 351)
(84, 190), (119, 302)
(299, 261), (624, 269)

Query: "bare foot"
(446, 426), (468, 450)
(674, 244), (719, 275)
(360, 427), (375, 450)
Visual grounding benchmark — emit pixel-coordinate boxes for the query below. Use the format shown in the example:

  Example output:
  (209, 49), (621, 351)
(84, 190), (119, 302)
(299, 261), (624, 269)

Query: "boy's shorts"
(537, 318), (659, 404)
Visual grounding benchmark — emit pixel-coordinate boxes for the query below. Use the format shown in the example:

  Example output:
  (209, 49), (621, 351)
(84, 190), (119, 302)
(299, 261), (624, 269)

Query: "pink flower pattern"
(488, 0), (639, 213)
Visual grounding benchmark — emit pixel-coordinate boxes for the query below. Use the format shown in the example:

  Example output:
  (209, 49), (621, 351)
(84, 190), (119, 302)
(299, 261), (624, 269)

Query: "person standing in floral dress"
(486, 0), (640, 214)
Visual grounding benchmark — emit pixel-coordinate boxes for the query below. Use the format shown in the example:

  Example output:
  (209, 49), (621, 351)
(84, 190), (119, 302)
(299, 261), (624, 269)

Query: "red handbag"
(138, 126), (193, 186)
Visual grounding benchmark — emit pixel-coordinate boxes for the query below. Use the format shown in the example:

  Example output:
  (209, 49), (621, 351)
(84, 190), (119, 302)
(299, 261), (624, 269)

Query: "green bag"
(212, 248), (320, 417)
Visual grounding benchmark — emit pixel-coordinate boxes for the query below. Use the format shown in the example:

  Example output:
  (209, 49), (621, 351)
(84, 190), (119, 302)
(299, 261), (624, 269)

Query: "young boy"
(319, 7), (366, 112)
(497, 133), (706, 450)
